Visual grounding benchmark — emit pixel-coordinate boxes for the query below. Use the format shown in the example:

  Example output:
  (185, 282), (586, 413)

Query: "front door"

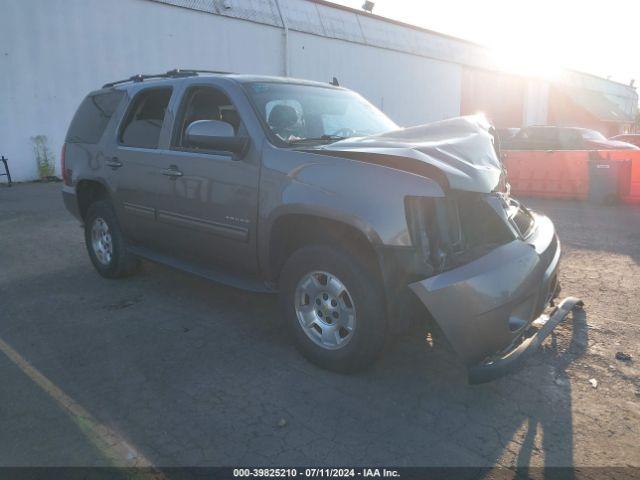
(151, 84), (260, 275)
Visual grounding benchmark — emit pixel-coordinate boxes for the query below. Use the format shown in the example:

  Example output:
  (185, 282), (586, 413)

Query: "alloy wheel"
(294, 270), (357, 350)
(91, 217), (113, 265)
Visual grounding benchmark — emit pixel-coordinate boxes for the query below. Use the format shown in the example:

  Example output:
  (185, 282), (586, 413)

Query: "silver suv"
(62, 70), (580, 382)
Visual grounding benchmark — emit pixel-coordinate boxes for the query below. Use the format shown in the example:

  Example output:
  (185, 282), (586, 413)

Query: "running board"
(128, 246), (274, 294)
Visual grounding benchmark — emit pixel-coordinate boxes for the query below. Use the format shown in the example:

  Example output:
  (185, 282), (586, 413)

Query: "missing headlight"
(404, 196), (450, 272)
(405, 192), (517, 274)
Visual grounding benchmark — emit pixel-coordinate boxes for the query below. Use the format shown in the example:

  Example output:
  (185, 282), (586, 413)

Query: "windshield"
(245, 82), (398, 144)
(580, 129), (606, 141)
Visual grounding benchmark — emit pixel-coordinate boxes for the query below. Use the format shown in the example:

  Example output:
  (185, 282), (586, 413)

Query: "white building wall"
(287, 32), (462, 125)
(1, 0), (285, 181)
(0, 0), (462, 182)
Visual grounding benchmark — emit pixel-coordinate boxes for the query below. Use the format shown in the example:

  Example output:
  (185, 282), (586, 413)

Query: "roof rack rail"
(102, 69), (233, 89)
(169, 68), (234, 75)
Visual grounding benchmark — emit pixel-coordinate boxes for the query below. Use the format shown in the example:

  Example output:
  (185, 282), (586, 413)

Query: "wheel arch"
(76, 179), (112, 221)
(265, 211), (384, 288)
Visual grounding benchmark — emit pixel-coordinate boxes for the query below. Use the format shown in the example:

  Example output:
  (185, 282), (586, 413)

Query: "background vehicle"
(610, 133), (640, 148)
(61, 70), (571, 381)
(502, 125), (639, 150)
(495, 127), (520, 142)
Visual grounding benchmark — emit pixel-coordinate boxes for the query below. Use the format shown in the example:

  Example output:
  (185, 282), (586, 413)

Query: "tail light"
(60, 143), (71, 185)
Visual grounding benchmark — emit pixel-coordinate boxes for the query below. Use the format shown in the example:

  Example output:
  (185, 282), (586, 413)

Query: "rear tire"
(279, 244), (387, 372)
(84, 200), (140, 279)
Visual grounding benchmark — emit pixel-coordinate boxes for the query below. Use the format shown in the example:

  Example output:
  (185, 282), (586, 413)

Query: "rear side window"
(66, 91), (124, 144)
(119, 88), (172, 149)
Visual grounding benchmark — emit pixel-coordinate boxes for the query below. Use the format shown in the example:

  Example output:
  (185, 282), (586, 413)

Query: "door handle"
(161, 166), (183, 178)
(106, 157), (123, 169)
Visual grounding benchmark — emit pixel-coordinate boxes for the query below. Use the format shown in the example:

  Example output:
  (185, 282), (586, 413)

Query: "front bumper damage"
(467, 297), (583, 384)
(409, 211), (583, 384)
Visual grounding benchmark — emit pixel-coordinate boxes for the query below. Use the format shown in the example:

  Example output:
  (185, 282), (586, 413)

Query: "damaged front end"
(311, 114), (581, 382)
(406, 191), (581, 383)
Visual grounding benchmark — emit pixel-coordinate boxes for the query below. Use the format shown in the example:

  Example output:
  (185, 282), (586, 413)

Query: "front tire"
(279, 245), (387, 372)
(84, 200), (140, 279)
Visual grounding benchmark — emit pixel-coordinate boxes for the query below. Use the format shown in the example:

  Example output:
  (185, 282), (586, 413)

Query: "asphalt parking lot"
(1, 182), (639, 469)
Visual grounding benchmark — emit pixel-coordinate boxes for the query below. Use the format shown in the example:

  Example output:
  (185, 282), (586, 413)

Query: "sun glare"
(490, 43), (564, 80)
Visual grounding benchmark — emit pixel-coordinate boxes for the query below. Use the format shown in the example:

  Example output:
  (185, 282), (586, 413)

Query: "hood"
(302, 115), (504, 193)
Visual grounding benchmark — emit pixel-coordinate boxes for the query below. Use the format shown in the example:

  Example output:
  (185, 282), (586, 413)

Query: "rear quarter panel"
(62, 88), (132, 218)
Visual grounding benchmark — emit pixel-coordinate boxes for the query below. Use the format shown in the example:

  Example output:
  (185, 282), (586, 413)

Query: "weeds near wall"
(31, 135), (56, 180)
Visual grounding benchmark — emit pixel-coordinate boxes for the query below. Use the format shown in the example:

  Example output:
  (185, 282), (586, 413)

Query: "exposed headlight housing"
(404, 196), (446, 273)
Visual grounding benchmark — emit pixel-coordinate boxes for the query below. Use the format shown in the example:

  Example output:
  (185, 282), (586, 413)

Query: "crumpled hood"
(304, 115), (504, 193)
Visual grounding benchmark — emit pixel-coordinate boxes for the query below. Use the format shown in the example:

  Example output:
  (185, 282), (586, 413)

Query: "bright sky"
(332, 0), (638, 87)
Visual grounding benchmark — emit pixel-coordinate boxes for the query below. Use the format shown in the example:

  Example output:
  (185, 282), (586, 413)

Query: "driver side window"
(173, 86), (243, 151)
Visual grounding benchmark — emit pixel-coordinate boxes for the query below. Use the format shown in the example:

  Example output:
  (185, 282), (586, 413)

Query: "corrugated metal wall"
(152, 0), (493, 69)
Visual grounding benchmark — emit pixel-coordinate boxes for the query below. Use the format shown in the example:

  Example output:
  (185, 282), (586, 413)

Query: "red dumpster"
(503, 150), (589, 200)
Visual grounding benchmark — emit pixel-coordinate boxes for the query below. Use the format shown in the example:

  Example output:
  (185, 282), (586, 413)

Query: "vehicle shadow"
(1, 261), (589, 470)
(370, 305), (588, 471)
(512, 307), (587, 473)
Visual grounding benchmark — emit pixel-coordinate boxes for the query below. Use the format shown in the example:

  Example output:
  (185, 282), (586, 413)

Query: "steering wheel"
(331, 128), (356, 138)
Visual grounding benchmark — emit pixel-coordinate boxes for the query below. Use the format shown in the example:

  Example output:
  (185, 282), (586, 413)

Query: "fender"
(64, 141), (115, 222)
(258, 146), (445, 279)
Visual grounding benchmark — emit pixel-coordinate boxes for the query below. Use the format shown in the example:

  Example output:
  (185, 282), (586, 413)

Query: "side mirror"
(185, 120), (248, 154)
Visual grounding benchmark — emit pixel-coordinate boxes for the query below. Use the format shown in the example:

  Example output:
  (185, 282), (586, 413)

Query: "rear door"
(105, 86), (174, 249)
(149, 83), (260, 275)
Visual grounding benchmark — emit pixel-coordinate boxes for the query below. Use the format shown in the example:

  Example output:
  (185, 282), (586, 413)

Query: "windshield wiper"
(289, 135), (346, 144)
